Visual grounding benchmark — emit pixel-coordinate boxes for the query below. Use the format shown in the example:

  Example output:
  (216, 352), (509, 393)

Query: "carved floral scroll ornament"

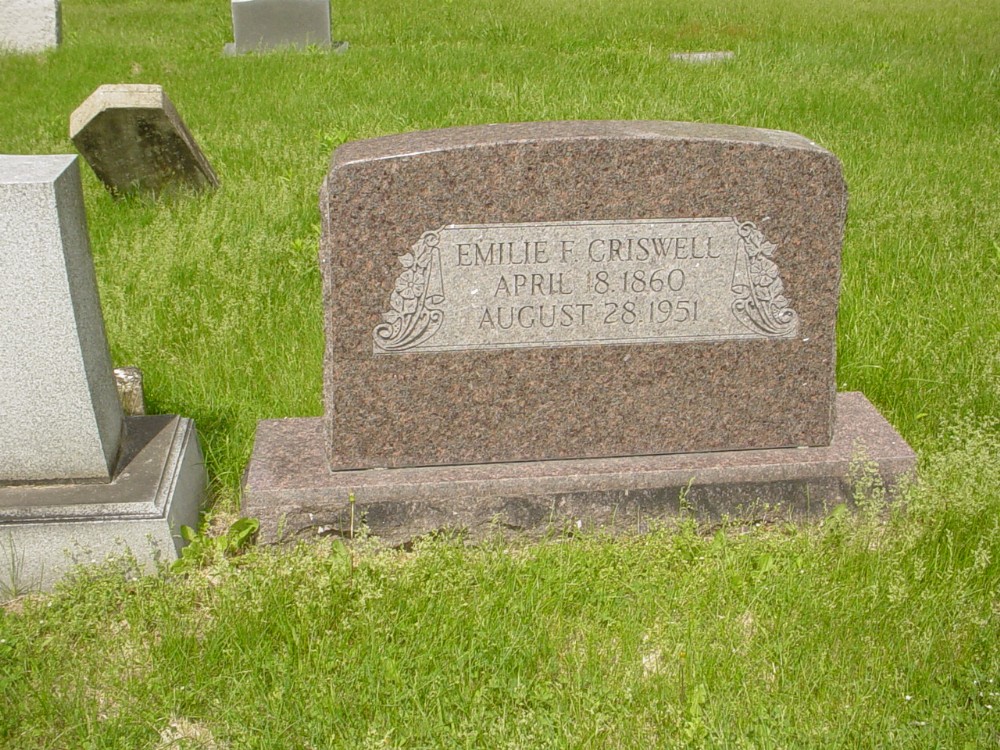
(729, 219), (799, 337)
(372, 231), (445, 352)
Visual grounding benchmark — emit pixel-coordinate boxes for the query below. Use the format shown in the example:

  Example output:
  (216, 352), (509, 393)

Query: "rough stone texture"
(0, 0), (60, 53)
(320, 121), (847, 469)
(114, 366), (145, 416)
(0, 416), (205, 592)
(243, 392), (916, 546)
(0, 155), (123, 483)
(226, 0), (331, 53)
(70, 84), (219, 197)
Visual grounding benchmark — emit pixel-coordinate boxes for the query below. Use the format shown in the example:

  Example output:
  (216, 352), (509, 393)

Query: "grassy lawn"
(0, 0), (998, 746)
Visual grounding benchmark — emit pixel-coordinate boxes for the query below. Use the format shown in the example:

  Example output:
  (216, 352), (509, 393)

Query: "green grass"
(0, 0), (998, 745)
(1, 424), (998, 748)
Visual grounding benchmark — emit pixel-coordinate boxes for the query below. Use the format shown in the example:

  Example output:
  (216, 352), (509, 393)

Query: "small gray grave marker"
(114, 366), (146, 416)
(225, 0), (346, 55)
(70, 84), (218, 198)
(671, 51), (735, 64)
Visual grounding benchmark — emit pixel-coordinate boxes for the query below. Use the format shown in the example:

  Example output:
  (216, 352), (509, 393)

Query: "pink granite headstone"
(243, 121), (915, 544)
(320, 121), (846, 469)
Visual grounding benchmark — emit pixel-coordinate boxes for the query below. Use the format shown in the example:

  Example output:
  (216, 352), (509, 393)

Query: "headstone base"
(222, 40), (348, 56)
(243, 392), (916, 546)
(0, 416), (205, 592)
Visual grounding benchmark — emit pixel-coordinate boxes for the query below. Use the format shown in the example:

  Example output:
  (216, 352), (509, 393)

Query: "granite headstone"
(0, 0), (60, 53)
(0, 155), (205, 591)
(0, 155), (121, 483)
(225, 0), (340, 54)
(243, 121), (916, 543)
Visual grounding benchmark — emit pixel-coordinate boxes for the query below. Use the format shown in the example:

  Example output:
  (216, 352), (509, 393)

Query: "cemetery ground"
(0, 0), (997, 746)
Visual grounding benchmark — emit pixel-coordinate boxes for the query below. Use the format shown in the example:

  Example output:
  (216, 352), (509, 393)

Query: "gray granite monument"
(242, 121), (916, 544)
(0, 0), (60, 53)
(224, 0), (345, 55)
(0, 155), (205, 592)
(70, 84), (219, 198)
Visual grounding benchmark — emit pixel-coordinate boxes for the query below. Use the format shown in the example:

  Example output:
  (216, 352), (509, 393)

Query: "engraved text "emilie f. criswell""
(456, 234), (720, 267)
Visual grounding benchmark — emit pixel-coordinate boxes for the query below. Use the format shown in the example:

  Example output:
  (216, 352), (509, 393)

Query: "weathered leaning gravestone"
(243, 121), (916, 544)
(0, 155), (205, 591)
(70, 84), (219, 198)
(0, 0), (60, 53)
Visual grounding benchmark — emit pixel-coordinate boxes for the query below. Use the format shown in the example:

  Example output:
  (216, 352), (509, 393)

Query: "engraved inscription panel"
(373, 218), (798, 353)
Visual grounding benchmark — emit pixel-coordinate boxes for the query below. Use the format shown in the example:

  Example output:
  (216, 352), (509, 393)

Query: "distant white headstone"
(0, 155), (122, 482)
(0, 0), (60, 53)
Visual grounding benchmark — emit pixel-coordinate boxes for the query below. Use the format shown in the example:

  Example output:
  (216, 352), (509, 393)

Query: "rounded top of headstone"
(327, 121), (835, 172)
